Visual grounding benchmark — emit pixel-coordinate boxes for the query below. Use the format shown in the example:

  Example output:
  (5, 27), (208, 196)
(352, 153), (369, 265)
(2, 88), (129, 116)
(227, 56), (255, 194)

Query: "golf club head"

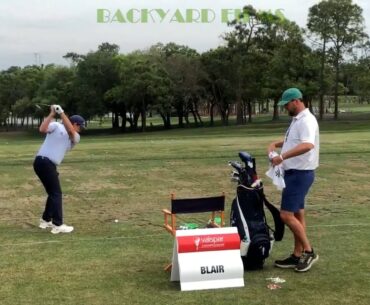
(239, 151), (256, 170)
(231, 176), (240, 182)
(228, 161), (243, 172)
(239, 151), (253, 163)
(230, 171), (240, 182)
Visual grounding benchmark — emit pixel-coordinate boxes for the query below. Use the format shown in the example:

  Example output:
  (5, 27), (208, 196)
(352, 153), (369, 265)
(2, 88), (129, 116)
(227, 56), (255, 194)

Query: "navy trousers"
(33, 156), (63, 226)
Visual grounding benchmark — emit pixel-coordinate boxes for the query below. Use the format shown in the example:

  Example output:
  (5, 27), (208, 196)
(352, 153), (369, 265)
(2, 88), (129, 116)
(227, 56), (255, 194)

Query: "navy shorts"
(281, 169), (315, 213)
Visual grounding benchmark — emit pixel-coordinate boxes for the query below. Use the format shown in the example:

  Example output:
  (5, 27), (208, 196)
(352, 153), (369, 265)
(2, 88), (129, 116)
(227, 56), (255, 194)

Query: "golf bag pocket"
(244, 232), (271, 270)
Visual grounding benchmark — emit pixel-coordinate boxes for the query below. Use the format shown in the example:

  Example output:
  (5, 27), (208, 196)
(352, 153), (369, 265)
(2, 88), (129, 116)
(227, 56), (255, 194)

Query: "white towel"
(266, 151), (286, 190)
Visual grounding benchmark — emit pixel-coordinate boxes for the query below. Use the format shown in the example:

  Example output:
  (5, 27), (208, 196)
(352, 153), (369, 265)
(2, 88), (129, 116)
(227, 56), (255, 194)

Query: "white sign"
(170, 227), (244, 291)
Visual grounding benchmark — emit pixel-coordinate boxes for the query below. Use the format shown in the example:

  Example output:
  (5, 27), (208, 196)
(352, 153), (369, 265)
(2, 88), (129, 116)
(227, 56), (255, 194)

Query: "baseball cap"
(69, 115), (86, 129)
(278, 88), (303, 106)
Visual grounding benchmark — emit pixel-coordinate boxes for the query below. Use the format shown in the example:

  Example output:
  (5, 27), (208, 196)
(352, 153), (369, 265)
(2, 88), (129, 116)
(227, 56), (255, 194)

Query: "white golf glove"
(53, 104), (64, 114)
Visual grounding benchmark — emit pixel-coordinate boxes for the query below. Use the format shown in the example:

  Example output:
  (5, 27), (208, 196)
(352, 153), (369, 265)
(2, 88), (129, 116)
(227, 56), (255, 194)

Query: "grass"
(0, 115), (370, 305)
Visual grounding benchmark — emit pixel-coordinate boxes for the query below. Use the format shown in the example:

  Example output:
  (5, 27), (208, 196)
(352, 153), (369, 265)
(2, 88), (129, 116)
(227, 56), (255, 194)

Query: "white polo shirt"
(36, 122), (80, 165)
(281, 108), (319, 170)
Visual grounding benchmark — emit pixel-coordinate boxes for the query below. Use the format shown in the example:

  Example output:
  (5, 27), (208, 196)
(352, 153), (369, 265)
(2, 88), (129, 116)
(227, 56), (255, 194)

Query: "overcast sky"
(0, 0), (369, 70)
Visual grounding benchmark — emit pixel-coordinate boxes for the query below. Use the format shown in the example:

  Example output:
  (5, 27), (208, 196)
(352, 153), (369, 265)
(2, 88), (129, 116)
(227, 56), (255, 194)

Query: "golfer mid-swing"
(33, 105), (85, 234)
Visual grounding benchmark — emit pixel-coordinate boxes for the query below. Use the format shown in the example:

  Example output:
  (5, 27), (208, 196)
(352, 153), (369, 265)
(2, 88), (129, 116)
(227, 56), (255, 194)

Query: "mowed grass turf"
(0, 118), (370, 305)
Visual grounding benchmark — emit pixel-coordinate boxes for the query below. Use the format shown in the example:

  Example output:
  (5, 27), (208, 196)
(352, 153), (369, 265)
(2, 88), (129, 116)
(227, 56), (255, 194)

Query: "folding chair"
(163, 193), (225, 236)
(162, 193), (225, 270)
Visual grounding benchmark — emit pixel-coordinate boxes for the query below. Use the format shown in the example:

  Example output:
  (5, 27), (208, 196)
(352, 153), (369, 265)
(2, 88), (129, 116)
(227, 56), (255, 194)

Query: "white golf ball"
(114, 219), (118, 223)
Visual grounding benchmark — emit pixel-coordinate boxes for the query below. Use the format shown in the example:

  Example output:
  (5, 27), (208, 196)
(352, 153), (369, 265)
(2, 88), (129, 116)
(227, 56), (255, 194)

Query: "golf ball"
(114, 219), (118, 223)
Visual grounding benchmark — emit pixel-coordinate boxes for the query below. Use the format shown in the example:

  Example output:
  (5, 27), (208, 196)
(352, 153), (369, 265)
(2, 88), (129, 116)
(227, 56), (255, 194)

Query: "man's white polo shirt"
(36, 122), (80, 165)
(281, 108), (319, 170)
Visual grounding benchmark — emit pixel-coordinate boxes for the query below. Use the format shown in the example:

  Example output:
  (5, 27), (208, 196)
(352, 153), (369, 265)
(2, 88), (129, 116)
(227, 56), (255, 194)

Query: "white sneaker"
(51, 224), (74, 234)
(39, 219), (53, 229)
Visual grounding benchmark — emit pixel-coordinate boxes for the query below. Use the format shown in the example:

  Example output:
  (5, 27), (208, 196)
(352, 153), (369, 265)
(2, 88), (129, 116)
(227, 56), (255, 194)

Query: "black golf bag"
(229, 152), (285, 270)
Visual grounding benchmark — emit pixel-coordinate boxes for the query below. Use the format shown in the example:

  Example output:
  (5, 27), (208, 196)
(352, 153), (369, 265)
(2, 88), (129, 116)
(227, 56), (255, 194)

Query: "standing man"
(33, 105), (85, 234)
(268, 88), (319, 272)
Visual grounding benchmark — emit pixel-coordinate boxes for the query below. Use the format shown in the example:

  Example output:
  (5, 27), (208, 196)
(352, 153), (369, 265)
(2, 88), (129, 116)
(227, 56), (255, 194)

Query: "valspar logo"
(195, 235), (225, 251)
(177, 233), (242, 253)
(97, 8), (286, 24)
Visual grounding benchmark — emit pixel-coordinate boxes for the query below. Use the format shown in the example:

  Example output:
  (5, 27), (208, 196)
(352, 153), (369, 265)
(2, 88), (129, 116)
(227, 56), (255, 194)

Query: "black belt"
(36, 156), (55, 164)
(285, 169), (314, 174)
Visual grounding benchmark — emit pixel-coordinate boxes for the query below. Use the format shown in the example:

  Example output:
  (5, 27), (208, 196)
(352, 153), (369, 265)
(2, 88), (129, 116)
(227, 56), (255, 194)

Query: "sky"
(0, 0), (369, 70)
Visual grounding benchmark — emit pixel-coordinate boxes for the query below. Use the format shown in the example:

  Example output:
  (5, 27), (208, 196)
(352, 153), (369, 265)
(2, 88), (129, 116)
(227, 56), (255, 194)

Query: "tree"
(11, 97), (33, 127)
(307, 1), (332, 120)
(36, 65), (76, 112)
(263, 20), (321, 119)
(153, 42), (202, 128)
(345, 47), (370, 103)
(70, 43), (120, 126)
(308, 0), (368, 119)
(356, 57), (370, 102)
(115, 52), (171, 131)
(0, 65), (44, 128)
(201, 47), (235, 125)
(224, 6), (290, 124)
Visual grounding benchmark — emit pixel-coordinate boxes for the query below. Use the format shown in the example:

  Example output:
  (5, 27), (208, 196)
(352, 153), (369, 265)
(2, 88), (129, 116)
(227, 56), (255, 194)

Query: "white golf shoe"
(51, 224), (74, 234)
(39, 219), (53, 229)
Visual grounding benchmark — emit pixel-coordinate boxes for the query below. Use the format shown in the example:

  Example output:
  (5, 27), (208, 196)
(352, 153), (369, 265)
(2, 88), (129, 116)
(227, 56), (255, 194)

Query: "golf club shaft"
(35, 103), (51, 110)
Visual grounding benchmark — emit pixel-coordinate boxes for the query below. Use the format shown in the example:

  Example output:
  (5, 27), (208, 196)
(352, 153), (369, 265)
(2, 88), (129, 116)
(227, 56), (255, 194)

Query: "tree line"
(0, 0), (369, 131)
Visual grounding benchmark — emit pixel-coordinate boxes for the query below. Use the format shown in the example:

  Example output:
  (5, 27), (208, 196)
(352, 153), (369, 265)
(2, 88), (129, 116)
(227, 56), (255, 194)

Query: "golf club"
(35, 103), (51, 110)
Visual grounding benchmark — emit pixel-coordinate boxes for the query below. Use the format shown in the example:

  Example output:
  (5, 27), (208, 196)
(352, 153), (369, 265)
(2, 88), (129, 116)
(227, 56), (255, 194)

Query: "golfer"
(33, 105), (85, 234)
(268, 88), (319, 272)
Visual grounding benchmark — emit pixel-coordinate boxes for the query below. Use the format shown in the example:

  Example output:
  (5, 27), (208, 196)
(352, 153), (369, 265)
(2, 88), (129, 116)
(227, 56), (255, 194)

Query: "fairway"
(1, 119), (370, 305)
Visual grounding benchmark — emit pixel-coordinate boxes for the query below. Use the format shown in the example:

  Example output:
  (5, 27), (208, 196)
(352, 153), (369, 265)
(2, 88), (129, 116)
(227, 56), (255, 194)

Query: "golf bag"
(229, 152), (285, 270)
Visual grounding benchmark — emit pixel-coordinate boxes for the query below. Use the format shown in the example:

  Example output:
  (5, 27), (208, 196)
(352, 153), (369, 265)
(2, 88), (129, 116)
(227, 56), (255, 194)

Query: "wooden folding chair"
(162, 193), (225, 270)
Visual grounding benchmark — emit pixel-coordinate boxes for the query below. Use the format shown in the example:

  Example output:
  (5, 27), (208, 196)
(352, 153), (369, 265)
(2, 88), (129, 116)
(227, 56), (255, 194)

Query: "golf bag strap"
(236, 195), (251, 242)
(261, 193), (285, 241)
